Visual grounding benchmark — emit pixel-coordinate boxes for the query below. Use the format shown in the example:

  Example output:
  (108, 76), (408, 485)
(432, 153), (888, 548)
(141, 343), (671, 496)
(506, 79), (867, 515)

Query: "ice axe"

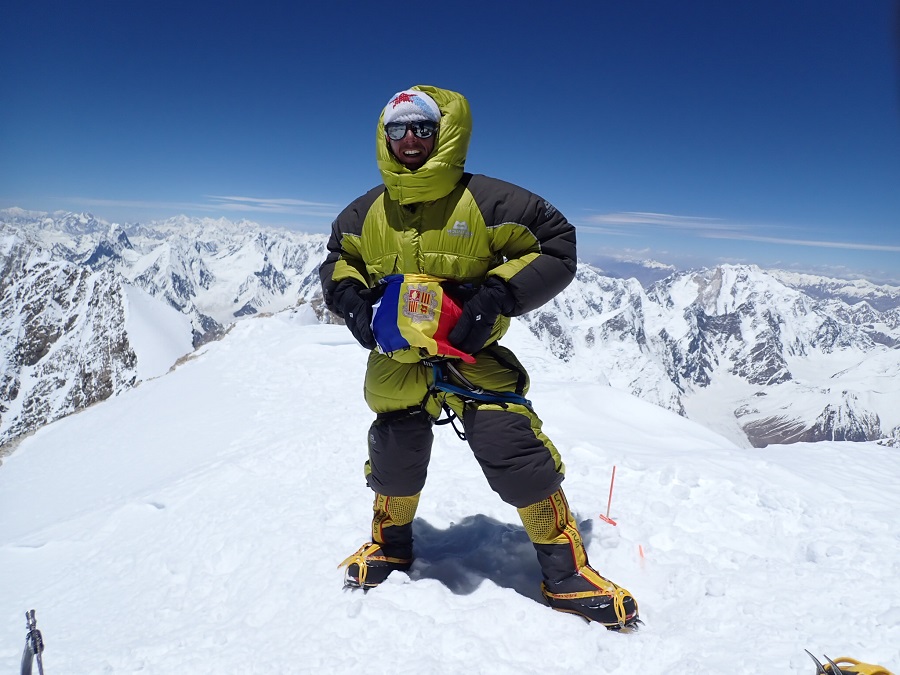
(22, 609), (45, 675)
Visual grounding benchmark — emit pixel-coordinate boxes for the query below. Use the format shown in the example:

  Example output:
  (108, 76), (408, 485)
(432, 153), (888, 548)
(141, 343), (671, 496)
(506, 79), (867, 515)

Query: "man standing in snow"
(319, 86), (639, 629)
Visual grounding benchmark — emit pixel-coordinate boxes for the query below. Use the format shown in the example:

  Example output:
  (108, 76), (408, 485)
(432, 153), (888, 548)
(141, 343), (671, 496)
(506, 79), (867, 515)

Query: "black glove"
(448, 277), (516, 355)
(332, 279), (377, 350)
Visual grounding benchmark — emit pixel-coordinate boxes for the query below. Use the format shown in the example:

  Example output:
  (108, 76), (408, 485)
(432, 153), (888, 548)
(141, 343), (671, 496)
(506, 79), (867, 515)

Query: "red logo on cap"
(391, 92), (416, 108)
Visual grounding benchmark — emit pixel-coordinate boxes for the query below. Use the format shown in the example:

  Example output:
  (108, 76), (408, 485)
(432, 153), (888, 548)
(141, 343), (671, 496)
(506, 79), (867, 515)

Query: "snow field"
(1, 312), (897, 673)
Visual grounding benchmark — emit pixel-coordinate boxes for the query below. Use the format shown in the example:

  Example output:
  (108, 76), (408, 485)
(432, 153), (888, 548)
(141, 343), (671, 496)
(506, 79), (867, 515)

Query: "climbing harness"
(423, 357), (532, 441)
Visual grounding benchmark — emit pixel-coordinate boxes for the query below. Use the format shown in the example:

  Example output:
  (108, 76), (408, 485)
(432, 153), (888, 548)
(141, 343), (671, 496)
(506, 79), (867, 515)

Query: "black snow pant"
(362, 345), (565, 508)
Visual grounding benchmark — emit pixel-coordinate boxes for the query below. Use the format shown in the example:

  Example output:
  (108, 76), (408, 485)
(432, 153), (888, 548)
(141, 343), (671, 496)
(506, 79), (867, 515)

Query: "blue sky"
(2, 1), (899, 282)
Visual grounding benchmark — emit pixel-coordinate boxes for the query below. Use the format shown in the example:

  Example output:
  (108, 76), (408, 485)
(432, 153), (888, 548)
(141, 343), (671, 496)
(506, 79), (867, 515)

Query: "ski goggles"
(384, 120), (438, 141)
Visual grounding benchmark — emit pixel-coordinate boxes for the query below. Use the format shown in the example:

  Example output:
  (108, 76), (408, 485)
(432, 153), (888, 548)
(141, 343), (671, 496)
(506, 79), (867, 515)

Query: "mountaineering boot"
(540, 565), (639, 630)
(340, 493), (419, 589)
(518, 489), (639, 629)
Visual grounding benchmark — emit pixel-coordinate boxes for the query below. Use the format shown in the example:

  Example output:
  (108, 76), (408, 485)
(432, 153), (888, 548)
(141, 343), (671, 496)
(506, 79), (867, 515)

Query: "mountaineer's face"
(385, 121), (438, 171)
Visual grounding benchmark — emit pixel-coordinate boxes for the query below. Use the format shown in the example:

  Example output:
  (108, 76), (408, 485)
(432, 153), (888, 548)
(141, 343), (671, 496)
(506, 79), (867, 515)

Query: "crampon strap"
(338, 543), (411, 588)
(542, 581), (635, 628)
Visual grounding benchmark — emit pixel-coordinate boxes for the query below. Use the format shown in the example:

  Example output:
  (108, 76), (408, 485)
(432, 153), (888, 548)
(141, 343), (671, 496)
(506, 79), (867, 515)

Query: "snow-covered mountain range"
(523, 264), (900, 448)
(2, 208), (899, 451)
(1, 209), (326, 451)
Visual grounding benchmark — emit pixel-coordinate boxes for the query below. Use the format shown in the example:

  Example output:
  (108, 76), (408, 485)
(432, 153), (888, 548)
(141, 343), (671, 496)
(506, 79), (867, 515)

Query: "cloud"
(70, 198), (207, 212)
(583, 211), (737, 232)
(571, 225), (634, 236)
(705, 232), (900, 253)
(67, 195), (340, 220)
(205, 196), (338, 216)
(581, 211), (900, 254)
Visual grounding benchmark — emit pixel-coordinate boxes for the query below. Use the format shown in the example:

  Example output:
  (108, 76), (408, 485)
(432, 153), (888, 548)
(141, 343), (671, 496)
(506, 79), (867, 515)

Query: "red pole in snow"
(599, 465), (617, 526)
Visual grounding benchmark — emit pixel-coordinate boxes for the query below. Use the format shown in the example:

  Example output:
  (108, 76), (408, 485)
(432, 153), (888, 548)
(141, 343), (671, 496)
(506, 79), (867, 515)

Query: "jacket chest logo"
(447, 220), (472, 237)
(403, 285), (438, 323)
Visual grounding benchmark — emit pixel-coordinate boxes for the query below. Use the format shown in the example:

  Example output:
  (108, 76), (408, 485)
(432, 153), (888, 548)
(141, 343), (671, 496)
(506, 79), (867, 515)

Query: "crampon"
(805, 650), (895, 675)
(338, 542), (412, 591)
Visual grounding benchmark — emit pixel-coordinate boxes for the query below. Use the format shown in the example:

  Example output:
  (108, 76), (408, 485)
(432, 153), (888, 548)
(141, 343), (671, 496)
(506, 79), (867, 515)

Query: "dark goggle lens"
(385, 121), (437, 140)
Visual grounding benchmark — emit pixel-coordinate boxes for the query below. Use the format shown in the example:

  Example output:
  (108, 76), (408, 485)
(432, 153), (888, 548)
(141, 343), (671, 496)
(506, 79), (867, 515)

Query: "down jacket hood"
(376, 85), (472, 205)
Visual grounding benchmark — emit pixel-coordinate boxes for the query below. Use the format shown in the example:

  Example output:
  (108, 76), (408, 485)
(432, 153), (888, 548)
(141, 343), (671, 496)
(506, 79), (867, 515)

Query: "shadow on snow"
(408, 514), (595, 606)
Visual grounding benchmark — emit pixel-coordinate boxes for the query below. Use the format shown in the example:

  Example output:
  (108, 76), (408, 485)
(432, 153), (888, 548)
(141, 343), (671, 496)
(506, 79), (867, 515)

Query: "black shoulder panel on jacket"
(319, 185), (383, 311)
(464, 174), (577, 315)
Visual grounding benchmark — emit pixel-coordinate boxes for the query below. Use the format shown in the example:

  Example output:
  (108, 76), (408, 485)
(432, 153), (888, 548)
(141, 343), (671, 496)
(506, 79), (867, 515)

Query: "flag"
(371, 274), (475, 363)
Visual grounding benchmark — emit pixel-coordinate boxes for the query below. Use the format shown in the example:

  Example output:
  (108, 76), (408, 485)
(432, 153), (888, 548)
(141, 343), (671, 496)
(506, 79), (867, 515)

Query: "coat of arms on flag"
(403, 285), (438, 322)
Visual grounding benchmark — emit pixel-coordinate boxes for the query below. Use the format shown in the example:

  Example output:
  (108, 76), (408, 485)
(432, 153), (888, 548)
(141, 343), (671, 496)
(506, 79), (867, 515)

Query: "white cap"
(382, 89), (441, 125)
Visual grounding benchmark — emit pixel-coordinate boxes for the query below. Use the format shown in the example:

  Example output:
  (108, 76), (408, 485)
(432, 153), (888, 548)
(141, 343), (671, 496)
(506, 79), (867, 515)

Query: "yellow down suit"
(319, 85), (576, 524)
